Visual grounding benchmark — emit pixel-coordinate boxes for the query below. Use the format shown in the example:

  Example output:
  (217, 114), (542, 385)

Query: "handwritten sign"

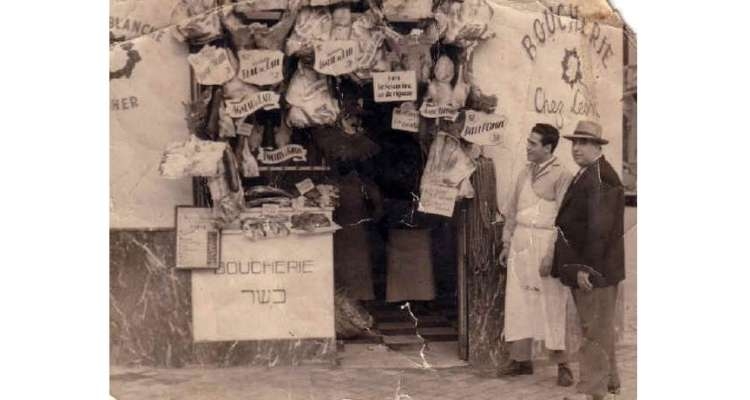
(296, 178), (316, 195)
(314, 40), (358, 76)
(419, 102), (460, 121)
(187, 45), (236, 86)
(191, 209), (335, 341)
(418, 184), (459, 217)
(257, 144), (308, 164)
(176, 207), (220, 269)
(238, 50), (284, 86)
(225, 91), (280, 118)
(460, 111), (508, 145)
(392, 108), (420, 133)
(373, 71), (417, 103)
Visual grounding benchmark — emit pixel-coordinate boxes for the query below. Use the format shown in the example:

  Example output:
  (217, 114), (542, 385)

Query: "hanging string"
(468, 156), (498, 275)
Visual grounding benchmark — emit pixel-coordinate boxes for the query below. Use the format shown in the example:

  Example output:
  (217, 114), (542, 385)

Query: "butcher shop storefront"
(110, 0), (629, 369)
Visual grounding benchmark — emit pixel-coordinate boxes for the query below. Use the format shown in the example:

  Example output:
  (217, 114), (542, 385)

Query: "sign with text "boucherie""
(192, 209), (334, 342)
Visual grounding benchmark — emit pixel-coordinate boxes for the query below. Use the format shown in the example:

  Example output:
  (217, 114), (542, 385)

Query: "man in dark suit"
(552, 121), (625, 400)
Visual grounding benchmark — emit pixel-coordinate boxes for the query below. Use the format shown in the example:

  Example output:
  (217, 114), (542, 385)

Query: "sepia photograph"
(108, 1), (637, 399)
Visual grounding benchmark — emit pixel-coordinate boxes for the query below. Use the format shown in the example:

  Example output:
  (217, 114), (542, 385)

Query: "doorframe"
(457, 205), (469, 360)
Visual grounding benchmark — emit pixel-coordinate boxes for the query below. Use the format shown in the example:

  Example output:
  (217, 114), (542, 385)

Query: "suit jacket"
(552, 156), (625, 288)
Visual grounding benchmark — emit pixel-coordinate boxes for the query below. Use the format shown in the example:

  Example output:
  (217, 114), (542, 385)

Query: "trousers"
(573, 285), (619, 397)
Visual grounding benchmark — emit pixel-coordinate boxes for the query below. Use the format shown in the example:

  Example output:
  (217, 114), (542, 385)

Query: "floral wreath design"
(110, 41), (142, 81)
(561, 48), (583, 88)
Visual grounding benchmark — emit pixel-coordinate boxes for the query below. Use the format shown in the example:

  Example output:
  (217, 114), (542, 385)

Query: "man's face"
(571, 138), (602, 167)
(526, 132), (550, 163)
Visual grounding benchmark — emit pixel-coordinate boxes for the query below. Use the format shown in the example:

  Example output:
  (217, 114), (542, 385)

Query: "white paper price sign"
(187, 45), (236, 86)
(460, 111), (508, 145)
(419, 102), (460, 121)
(314, 40), (358, 76)
(295, 178), (316, 195)
(175, 207), (220, 269)
(392, 108), (420, 133)
(225, 91), (281, 118)
(418, 184), (459, 217)
(238, 50), (284, 86)
(373, 71), (417, 102)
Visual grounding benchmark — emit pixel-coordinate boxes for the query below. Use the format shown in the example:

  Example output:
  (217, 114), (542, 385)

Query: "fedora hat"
(563, 120), (609, 144)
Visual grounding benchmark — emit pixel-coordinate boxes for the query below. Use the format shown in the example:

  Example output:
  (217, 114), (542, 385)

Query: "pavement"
(111, 209), (636, 400)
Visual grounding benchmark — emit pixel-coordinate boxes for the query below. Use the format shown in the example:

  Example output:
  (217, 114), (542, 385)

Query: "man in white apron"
(497, 123), (576, 387)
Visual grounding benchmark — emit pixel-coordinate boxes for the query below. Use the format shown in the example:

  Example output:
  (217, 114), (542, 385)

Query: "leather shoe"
(557, 363), (574, 387)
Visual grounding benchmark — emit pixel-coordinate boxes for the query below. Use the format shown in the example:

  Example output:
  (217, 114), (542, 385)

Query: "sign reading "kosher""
(192, 209), (334, 342)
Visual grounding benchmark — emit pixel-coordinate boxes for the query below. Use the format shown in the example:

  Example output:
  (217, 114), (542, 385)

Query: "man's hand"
(498, 247), (509, 268)
(539, 254), (553, 277)
(577, 271), (593, 292)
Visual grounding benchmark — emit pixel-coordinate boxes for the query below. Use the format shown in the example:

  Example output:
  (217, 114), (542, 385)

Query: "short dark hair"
(531, 123), (560, 153)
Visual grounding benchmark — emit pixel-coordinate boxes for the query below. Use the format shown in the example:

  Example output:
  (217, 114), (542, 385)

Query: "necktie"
(573, 167), (586, 184)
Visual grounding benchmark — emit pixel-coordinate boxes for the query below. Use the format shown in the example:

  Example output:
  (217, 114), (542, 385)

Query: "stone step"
(382, 334), (425, 351)
(376, 318), (450, 331)
(372, 312), (453, 324)
(339, 334), (384, 346)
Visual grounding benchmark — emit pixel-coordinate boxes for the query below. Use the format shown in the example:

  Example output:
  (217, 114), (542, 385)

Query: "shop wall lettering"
(534, 86), (600, 129)
(110, 17), (157, 36)
(534, 87), (566, 128)
(241, 289), (287, 304)
(111, 96), (139, 112)
(215, 260), (315, 275)
(520, 4), (615, 69)
(570, 86), (600, 119)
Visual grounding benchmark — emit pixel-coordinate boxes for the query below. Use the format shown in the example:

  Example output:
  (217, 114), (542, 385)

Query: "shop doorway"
(360, 216), (459, 342)
(331, 124), (470, 363)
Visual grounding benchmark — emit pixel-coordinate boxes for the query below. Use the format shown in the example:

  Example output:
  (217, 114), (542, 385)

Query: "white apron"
(504, 175), (576, 351)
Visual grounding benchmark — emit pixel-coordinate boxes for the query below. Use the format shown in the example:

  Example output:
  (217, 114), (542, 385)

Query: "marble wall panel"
(110, 230), (336, 368)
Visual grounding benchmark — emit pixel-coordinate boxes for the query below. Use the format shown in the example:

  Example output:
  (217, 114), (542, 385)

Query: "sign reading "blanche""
(191, 210), (334, 342)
